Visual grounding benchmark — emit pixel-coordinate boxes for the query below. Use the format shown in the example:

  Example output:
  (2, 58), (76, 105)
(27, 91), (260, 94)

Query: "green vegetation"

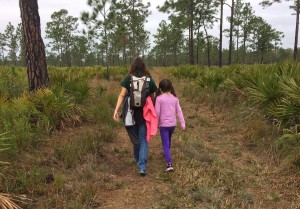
(0, 132), (10, 169)
(0, 63), (300, 208)
(166, 61), (300, 168)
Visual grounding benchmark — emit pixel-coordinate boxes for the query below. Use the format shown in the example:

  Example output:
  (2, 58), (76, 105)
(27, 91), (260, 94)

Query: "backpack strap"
(145, 77), (150, 90)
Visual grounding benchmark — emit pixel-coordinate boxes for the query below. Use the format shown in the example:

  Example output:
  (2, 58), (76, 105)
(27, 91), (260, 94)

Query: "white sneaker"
(165, 164), (174, 172)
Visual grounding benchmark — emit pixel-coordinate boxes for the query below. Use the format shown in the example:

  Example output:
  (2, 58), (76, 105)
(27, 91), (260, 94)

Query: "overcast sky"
(0, 0), (295, 49)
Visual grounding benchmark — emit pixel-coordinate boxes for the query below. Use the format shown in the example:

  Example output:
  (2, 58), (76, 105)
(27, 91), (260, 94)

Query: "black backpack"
(121, 95), (135, 126)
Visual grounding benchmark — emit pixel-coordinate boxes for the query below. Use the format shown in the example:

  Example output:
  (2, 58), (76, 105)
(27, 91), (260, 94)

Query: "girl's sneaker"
(165, 164), (174, 172)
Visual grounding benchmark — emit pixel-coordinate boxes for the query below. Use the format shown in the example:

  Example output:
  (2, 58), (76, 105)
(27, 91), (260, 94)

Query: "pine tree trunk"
(204, 24), (211, 67)
(189, 0), (195, 65)
(174, 45), (178, 66)
(228, 0), (234, 65)
(219, 0), (224, 68)
(19, 0), (50, 92)
(236, 33), (239, 63)
(293, 0), (300, 60)
(243, 31), (246, 64)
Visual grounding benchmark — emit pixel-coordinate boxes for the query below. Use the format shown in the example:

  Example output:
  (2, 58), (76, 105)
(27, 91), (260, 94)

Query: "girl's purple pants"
(159, 126), (176, 165)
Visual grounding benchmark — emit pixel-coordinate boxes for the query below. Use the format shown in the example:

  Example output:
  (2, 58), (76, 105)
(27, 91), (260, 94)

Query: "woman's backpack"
(129, 75), (150, 108)
(121, 95), (135, 126)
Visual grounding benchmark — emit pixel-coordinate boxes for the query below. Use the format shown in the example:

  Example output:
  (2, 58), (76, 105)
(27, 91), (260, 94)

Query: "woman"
(113, 57), (157, 176)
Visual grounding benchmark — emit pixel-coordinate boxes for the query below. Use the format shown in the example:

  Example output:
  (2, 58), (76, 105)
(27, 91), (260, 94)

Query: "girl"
(113, 57), (157, 176)
(155, 79), (185, 172)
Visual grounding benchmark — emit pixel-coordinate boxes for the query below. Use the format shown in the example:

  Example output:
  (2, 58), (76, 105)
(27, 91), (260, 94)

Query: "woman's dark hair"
(155, 79), (176, 98)
(129, 57), (151, 76)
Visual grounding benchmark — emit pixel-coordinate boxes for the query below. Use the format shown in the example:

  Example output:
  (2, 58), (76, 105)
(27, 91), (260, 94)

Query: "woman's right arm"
(113, 87), (128, 121)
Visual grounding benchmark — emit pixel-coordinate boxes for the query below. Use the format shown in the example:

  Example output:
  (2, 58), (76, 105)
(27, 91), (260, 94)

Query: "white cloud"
(0, 0), (296, 49)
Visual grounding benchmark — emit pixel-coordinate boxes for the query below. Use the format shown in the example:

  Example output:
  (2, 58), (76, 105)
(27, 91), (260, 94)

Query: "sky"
(0, 0), (295, 49)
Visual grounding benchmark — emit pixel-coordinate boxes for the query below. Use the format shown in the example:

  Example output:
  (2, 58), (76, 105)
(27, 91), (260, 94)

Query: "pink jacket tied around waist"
(143, 97), (158, 142)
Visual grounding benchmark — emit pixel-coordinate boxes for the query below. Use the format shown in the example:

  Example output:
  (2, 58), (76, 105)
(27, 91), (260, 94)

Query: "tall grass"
(0, 67), (99, 153)
(29, 88), (83, 130)
(166, 61), (300, 168)
(0, 65), (125, 208)
(0, 66), (27, 98)
(0, 95), (37, 151)
(0, 132), (10, 169)
(167, 62), (300, 130)
(49, 67), (92, 104)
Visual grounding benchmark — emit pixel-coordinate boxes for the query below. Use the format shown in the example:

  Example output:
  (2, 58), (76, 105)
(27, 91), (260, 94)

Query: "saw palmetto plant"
(0, 132), (10, 168)
(267, 75), (300, 129)
(0, 133), (23, 209)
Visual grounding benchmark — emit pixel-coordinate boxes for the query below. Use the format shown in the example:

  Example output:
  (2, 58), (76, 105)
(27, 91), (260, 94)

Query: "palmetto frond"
(0, 193), (21, 209)
(0, 193), (30, 209)
(268, 75), (300, 128)
(244, 68), (282, 108)
(0, 132), (10, 166)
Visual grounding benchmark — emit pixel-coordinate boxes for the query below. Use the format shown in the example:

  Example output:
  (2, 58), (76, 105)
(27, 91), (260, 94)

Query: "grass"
(1, 65), (300, 208)
(53, 173), (64, 191)
(0, 69), (117, 207)
(3, 126), (116, 208)
(51, 128), (111, 169)
(162, 70), (297, 208)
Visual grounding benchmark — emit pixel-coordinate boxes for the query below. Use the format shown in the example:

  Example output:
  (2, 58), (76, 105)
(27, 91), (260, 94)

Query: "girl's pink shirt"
(155, 94), (185, 129)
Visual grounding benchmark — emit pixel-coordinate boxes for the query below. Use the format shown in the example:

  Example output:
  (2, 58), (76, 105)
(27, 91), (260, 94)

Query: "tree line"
(0, 0), (299, 68)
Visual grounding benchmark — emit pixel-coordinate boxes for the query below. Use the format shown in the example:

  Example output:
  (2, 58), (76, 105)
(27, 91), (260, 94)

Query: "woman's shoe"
(139, 170), (146, 176)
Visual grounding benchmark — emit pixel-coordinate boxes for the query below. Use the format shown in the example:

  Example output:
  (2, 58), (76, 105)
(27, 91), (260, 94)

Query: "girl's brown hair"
(129, 57), (151, 76)
(155, 79), (176, 98)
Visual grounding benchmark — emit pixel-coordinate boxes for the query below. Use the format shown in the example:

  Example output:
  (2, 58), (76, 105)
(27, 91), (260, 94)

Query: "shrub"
(0, 96), (37, 150)
(0, 66), (26, 99)
(29, 88), (83, 131)
(0, 132), (10, 172)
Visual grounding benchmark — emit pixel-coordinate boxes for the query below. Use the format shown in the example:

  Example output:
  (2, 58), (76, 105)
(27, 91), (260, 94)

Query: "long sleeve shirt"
(155, 94), (185, 129)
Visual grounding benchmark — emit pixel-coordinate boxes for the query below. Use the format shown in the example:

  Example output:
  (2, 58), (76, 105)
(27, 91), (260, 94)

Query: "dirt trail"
(96, 68), (170, 208)
(93, 68), (299, 209)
